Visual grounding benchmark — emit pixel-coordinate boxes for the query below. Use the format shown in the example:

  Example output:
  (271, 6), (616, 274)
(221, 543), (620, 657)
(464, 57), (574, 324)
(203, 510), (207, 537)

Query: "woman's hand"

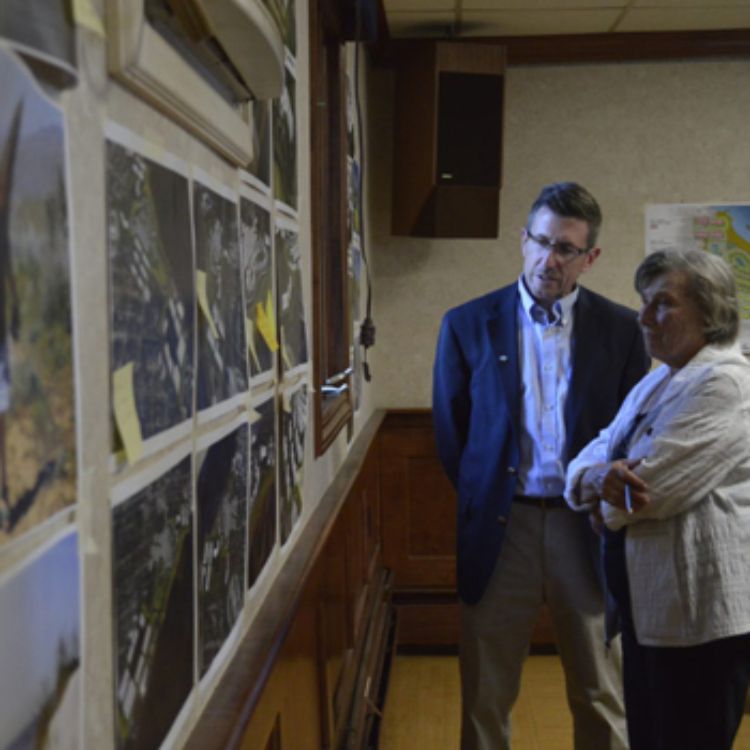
(580, 459), (650, 513)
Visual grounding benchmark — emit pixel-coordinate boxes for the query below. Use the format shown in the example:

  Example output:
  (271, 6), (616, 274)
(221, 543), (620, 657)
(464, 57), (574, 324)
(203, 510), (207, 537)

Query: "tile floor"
(379, 654), (750, 749)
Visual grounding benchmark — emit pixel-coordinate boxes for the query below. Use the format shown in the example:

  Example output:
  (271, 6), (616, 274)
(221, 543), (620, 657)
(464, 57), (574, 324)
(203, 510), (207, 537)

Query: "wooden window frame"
(310, 0), (353, 455)
(107, 0), (284, 165)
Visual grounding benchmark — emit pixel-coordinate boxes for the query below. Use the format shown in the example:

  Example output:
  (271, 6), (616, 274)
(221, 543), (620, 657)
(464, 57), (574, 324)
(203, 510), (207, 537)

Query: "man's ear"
(583, 246), (601, 271)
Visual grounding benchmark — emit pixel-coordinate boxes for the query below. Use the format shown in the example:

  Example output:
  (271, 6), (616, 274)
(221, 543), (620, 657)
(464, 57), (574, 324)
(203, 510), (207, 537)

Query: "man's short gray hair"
(526, 182), (603, 249)
(635, 249), (739, 345)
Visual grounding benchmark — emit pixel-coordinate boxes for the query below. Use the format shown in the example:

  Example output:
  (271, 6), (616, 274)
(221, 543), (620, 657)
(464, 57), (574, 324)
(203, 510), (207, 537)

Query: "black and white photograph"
(275, 218), (307, 373)
(272, 66), (297, 212)
(0, 529), (80, 749)
(240, 191), (276, 382)
(248, 392), (276, 587)
(0, 46), (75, 543)
(194, 178), (248, 418)
(196, 419), (248, 677)
(107, 128), (195, 461)
(245, 99), (271, 191)
(112, 451), (194, 750)
(279, 380), (307, 544)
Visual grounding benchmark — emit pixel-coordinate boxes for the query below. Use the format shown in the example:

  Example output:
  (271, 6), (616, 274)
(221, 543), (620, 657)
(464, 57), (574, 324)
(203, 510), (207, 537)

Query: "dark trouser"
(604, 528), (750, 750)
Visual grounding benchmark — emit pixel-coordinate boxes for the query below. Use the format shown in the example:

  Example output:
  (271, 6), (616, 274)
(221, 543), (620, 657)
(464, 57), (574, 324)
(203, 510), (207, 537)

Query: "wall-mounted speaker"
(391, 41), (505, 238)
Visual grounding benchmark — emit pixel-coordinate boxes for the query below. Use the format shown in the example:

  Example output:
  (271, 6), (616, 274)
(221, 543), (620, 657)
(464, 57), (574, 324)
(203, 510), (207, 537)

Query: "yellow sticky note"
(72, 0), (106, 37)
(112, 363), (144, 464)
(256, 290), (279, 352)
(196, 270), (220, 339)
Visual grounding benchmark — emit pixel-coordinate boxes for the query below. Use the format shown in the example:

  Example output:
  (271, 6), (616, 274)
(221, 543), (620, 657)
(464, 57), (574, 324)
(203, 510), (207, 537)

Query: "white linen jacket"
(565, 343), (750, 647)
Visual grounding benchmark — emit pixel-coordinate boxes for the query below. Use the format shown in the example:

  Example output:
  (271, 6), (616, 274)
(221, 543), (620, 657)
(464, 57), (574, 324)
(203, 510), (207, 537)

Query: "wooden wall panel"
(238, 431), (393, 750)
(238, 574), (323, 750)
(379, 410), (555, 650)
(380, 412), (456, 590)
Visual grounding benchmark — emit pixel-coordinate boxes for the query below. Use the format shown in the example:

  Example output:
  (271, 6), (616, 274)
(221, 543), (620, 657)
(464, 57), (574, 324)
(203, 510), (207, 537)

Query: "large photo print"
(194, 180), (248, 415)
(196, 421), (248, 676)
(241, 193), (275, 381)
(0, 46), (75, 542)
(107, 133), (195, 462)
(113, 454), (194, 750)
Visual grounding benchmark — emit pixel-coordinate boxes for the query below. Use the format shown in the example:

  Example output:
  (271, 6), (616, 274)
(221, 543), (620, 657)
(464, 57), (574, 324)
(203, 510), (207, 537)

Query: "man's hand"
(581, 459), (650, 513)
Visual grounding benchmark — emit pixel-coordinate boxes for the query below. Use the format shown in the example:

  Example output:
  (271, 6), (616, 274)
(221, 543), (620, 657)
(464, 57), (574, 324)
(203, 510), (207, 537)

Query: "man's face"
(638, 270), (707, 370)
(521, 206), (600, 308)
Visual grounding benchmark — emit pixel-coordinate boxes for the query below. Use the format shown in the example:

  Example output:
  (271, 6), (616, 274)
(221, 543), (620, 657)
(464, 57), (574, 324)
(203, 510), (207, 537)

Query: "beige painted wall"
(369, 59), (750, 407)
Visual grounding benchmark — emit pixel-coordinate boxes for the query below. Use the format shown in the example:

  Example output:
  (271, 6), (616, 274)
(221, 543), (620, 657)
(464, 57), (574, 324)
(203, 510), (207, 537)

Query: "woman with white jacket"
(566, 249), (750, 750)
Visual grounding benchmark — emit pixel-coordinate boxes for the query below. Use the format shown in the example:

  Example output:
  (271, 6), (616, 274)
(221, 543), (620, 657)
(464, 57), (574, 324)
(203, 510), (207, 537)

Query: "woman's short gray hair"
(635, 249), (739, 345)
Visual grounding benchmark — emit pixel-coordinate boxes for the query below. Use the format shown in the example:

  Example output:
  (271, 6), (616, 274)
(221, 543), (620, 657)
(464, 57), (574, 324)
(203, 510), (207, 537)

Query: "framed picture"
(106, 124), (195, 467)
(248, 390), (277, 587)
(195, 417), (248, 677)
(107, 0), (284, 166)
(112, 446), (194, 750)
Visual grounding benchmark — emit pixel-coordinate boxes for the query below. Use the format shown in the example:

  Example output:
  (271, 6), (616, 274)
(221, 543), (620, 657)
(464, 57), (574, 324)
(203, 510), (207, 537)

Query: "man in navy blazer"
(433, 183), (649, 750)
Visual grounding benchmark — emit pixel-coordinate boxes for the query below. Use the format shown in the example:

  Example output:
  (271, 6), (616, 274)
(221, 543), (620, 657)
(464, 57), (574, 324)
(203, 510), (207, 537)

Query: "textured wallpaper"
(371, 59), (750, 406)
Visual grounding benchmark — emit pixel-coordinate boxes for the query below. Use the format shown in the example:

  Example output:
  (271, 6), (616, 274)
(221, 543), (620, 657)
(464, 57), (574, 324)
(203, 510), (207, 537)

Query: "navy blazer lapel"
(565, 288), (596, 457)
(486, 286), (521, 425)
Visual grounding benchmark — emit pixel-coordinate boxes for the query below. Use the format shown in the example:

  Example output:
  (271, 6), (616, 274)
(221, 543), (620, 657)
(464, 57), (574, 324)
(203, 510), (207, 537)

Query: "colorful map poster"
(646, 204), (750, 351)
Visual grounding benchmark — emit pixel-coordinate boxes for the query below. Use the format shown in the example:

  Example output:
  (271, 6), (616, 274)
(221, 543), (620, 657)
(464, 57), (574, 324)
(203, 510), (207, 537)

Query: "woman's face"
(638, 270), (708, 370)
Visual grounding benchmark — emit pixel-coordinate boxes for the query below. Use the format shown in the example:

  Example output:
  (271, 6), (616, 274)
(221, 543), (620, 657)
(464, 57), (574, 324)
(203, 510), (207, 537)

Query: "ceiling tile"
(456, 9), (622, 35)
(616, 7), (750, 30)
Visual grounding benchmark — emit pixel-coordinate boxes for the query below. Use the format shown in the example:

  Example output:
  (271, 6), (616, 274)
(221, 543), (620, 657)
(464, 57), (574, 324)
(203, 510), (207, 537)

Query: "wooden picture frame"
(107, 0), (284, 166)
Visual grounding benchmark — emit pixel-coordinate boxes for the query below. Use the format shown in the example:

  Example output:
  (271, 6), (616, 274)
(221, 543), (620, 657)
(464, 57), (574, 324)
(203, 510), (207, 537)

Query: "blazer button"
(507, 466), (517, 474)
(497, 515), (508, 525)
(498, 354), (509, 362)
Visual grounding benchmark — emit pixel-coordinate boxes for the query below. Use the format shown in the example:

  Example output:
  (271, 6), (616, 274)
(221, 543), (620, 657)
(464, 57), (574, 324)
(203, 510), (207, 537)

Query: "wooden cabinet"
(391, 41), (506, 238)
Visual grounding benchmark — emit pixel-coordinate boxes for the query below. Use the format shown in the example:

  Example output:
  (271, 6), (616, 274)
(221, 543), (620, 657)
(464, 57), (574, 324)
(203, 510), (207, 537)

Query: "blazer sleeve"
(432, 312), (471, 488)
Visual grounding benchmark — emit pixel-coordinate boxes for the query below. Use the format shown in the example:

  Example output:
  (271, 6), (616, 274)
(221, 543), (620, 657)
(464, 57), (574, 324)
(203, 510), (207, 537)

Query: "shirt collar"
(518, 276), (579, 327)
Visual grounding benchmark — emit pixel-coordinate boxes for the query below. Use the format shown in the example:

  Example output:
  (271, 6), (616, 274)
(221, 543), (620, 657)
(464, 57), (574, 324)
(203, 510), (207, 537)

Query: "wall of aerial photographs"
(0, 1), (373, 747)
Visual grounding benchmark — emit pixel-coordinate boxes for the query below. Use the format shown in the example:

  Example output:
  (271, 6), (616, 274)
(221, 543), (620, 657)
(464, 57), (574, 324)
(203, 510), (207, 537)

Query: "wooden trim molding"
(106, 0), (284, 165)
(183, 410), (385, 749)
(385, 29), (750, 67)
(493, 29), (750, 65)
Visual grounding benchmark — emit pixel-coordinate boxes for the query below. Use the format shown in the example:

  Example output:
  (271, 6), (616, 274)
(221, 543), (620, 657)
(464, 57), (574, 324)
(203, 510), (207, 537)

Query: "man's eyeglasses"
(524, 229), (590, 261)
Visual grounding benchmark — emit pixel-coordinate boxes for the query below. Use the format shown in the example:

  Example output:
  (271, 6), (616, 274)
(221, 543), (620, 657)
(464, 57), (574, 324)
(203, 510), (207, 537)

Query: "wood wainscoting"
(379, 409), (556, 650)
(185, 412), (394, 750)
